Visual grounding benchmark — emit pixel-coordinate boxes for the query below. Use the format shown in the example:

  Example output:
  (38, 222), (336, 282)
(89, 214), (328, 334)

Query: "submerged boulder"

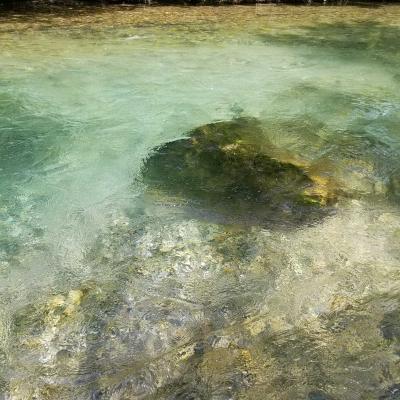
(141, 117), (336, 227)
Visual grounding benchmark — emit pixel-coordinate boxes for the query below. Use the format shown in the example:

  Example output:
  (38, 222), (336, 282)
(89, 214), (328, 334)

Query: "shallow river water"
(1, 5), (400, 399)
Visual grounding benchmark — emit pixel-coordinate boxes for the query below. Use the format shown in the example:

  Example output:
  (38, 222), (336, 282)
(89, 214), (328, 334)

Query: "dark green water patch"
(0, 91), (69, 180)
(141, 117), (334, 227)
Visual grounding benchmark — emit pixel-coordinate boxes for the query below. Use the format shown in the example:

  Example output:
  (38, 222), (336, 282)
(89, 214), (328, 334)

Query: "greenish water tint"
(1, 5), (400, 399)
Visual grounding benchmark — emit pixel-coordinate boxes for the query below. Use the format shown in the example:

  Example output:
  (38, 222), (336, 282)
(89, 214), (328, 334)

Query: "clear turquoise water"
(1, 6), (400, 399)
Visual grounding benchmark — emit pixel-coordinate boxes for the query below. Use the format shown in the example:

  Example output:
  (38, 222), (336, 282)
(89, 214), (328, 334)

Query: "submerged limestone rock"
(141, 117), (336, 227)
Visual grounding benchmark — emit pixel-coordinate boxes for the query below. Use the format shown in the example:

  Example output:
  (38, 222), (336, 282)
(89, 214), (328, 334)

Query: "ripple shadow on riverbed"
(258, 22), (400, 68)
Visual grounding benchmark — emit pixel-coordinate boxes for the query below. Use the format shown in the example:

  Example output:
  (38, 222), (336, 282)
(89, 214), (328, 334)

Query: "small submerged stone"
(380, 309), (400, 340)
(380, 384), (400, 400)
(141, 117), (336, 227)
(308, 391), (335, 400)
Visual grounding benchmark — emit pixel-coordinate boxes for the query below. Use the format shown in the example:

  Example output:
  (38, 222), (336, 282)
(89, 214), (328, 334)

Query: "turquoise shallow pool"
(1, 5), (400, 399)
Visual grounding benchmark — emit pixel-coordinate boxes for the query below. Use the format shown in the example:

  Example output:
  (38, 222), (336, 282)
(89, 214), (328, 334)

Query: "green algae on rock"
(141, 117), (335, 227)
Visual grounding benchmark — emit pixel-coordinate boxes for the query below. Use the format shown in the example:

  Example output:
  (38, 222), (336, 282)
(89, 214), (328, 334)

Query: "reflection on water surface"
(1, 5), (400, 399)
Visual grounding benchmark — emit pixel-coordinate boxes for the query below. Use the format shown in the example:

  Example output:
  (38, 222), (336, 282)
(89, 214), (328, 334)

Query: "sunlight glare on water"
(1, 5), (400, 399)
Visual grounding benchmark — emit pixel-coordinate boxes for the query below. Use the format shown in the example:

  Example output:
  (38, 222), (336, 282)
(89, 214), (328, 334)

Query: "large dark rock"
(141, 117), (334, 227)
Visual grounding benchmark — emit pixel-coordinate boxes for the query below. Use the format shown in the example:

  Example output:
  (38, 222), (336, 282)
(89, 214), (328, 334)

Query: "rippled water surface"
(1, 5), (400, 399)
